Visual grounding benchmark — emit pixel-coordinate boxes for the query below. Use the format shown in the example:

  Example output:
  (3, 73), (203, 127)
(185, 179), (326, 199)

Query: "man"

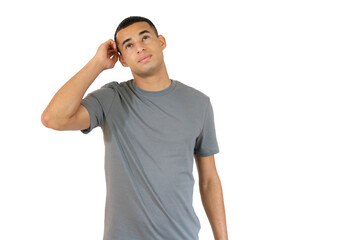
(41, 16), (228, 240)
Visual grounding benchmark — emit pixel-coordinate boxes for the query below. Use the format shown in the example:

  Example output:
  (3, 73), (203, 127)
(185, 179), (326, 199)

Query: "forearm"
(200, 178), (228, 240)
(42, 57), (103, 125)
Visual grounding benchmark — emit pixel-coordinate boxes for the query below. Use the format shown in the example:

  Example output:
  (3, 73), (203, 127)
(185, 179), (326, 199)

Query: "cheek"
(121, 53), (133, 64)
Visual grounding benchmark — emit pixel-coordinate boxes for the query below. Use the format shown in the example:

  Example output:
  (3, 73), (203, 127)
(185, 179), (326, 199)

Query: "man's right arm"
(41, 39), (119, 131)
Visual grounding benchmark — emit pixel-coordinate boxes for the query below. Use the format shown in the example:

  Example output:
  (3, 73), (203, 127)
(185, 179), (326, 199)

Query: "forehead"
(116, 22), (155, 44)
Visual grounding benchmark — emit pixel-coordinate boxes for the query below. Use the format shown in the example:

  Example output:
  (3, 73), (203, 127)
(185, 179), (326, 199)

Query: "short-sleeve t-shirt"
(80, 79), (219, 240)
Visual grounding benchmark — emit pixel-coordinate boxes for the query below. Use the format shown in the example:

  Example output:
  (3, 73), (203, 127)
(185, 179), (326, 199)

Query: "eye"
(126, 43), (133, 49)
(142, 35), (150, 40)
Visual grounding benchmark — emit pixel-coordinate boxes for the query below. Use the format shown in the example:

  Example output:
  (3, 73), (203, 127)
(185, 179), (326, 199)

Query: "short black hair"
(114, 16), (158, 52)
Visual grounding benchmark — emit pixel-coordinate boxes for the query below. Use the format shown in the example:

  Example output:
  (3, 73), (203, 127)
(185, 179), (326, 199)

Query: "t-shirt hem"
(194, 149), (219, 157)
(80, 101), (93, 134)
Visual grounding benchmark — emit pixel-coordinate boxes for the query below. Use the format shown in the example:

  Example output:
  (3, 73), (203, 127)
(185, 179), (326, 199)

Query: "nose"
(135, 42), (145, 54)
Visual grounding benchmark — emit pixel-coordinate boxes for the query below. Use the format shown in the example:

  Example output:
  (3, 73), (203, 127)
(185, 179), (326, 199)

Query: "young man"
(41, 16), (228, 240)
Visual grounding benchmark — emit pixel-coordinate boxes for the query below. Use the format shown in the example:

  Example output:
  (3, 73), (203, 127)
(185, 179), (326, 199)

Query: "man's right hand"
(93, 39), (120, 71)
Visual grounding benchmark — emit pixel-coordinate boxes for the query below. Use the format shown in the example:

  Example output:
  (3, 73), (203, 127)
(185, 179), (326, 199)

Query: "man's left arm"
(194, 154), (228, 240)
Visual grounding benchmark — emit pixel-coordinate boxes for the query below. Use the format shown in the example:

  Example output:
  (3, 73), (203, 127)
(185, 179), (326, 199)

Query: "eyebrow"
(121, 30), (151, 48)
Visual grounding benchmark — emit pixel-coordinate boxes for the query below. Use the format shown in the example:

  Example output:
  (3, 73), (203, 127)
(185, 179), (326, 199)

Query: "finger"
(104, 39), (113, 50)
(112, 41), (117, 51)
(107, 48), (116, 54)
(112, 53), (119, 63)
(107, 49), (116, 58)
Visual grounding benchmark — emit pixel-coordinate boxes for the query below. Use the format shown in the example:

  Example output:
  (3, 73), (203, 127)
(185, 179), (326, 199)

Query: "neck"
(132, 62), (171, 92)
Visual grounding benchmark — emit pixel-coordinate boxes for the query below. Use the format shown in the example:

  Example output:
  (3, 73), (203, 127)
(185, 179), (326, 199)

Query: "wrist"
(90, 56), (105, 73)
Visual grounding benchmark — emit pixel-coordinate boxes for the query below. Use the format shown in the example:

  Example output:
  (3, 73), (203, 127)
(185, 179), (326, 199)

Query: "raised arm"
(41, 39), (119, 131)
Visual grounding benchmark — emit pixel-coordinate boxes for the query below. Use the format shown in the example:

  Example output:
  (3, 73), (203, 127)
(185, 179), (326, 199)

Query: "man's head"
(114, 16), (167, 78)
(114, 16), (158, 51)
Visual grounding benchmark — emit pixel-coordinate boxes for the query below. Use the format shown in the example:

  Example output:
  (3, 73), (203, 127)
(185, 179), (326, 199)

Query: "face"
(116, 22), (166, 77)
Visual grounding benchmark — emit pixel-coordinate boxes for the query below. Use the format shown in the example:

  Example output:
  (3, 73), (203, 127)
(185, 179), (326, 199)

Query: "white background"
(1, 0), (338, 239)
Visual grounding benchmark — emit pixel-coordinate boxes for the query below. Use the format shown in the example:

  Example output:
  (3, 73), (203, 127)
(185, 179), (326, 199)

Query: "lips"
(138, 54), (152, 63)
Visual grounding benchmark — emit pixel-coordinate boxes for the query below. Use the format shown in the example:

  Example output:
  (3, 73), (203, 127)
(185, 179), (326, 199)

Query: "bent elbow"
(41, 111), (50, 128)
(41, 112), (63, 130)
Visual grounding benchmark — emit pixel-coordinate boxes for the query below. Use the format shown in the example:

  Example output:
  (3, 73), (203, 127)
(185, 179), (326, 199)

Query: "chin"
(135, 63), (159, 75)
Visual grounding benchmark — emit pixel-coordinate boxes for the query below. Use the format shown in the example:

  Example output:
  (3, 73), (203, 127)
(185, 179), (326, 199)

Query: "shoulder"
(90, 80), (128, 97)
(84, 81), (120, 105)
(100, 79), (133, 94)
(101, 80), (120, 91)
(174, 80), (211, 103)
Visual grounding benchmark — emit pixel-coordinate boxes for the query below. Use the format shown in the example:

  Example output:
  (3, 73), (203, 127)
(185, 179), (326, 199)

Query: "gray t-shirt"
(80, 79), (219, 240)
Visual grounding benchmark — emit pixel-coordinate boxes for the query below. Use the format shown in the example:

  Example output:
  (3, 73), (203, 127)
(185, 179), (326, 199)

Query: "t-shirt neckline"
(131, 79), (176, 97)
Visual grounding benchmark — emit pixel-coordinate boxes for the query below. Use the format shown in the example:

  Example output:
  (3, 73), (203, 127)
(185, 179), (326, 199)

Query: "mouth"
(138, 54), (152, 63)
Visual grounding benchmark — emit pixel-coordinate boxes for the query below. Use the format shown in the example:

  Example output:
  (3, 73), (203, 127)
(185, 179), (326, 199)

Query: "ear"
(158, 35), (167, 50)
(118, 53), (129, 67)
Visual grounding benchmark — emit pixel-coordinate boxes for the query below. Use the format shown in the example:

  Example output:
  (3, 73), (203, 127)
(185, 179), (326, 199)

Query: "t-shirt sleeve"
(194, 98), (219, 157)
(80, 88), (113, 134)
